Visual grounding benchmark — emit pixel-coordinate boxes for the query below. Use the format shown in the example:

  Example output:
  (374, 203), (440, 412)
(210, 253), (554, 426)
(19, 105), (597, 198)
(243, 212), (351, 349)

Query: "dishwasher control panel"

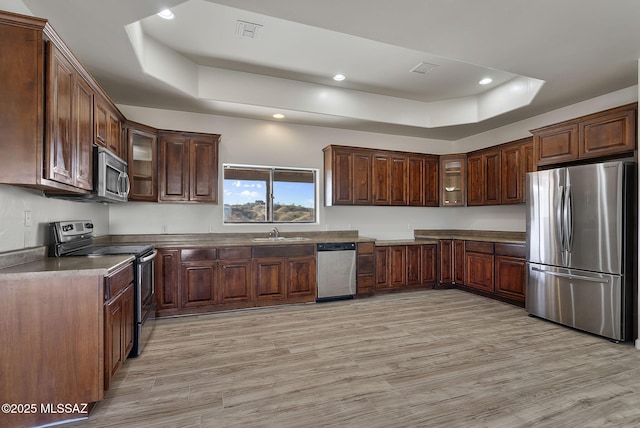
(317, 242), (356, 251)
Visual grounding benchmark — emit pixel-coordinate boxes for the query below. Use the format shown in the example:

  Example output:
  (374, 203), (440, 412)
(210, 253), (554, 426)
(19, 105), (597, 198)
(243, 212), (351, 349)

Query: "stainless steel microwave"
(46, 146), (129, 203)
(95, 146), (130, 203)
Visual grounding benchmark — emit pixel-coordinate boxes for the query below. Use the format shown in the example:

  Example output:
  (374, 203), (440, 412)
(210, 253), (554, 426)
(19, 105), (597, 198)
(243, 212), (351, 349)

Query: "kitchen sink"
(252, 237), (311, 242)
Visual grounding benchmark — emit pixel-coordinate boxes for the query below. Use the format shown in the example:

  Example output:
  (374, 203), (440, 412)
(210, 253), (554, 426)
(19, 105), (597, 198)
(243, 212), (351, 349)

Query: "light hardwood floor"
(69, 289), (640, 427)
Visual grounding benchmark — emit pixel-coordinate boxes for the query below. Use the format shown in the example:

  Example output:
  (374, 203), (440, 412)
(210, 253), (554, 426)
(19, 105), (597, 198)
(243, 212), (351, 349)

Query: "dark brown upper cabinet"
(532, 103), (637, 168)
(323, 145), (438, 207)
(467, 148), (501, 206)
(158, 131), (220, 203)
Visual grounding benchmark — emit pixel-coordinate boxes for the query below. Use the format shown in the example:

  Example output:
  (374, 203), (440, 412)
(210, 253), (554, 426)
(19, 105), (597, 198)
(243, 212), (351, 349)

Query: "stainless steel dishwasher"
(316, 242), (356, 302)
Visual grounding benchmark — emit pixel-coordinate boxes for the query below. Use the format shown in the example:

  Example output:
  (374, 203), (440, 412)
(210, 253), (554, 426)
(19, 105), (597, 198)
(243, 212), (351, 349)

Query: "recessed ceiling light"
(273, 113), (285, 119)
(333, 74), (346, 81)
(157, 9), (174, 20)
(479, 78), (493, 85)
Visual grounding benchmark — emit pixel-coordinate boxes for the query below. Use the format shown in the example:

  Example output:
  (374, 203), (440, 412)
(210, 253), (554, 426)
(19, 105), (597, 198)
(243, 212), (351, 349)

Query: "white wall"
(0, 0), (29, 14)
(0, 184), (109, 252)
(113, 86), (637, 240)
(111, 106), (526, 239)
(0, 86), (636, 252)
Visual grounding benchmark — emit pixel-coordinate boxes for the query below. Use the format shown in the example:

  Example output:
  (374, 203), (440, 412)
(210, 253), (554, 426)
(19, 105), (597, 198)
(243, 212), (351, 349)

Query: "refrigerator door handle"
(556, 185), (566, 252)
(564, 185), (573, 252)
(531, 266), (610, 284)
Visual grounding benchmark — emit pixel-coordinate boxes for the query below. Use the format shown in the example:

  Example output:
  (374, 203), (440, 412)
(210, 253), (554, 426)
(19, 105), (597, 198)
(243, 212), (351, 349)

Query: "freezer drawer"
(526, 263), (628, 341)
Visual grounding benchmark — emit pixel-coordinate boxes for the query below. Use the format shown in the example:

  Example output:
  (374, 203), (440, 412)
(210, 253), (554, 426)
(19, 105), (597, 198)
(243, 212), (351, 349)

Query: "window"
(223, 164), (317, 224)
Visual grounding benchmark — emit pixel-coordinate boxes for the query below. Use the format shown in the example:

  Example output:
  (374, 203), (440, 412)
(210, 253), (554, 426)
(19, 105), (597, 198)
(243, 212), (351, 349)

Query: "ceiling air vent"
(410, 62), (438, 74)
(236, 20), (262, 39)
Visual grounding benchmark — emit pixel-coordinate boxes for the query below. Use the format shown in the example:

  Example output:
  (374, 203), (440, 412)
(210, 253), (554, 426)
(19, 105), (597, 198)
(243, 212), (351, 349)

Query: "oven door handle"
(139, 249), (158, 263)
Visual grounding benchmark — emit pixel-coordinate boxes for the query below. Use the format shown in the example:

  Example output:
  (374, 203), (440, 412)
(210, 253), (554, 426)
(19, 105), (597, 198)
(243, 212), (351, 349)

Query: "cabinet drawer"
(465, 241), (494, 254)
(253, 244), (315, 258)
(358, 242), (375, 254)
(357, 253), (374, 275)
(106, 263), (134, 301)
(494, 243), (526, 258)
(181, 248), (218, 261)
(218, 246), (252, 260)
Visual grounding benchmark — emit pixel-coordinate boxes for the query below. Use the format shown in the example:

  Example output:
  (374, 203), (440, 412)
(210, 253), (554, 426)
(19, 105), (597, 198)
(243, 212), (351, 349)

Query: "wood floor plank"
(64, 289), (640, 428)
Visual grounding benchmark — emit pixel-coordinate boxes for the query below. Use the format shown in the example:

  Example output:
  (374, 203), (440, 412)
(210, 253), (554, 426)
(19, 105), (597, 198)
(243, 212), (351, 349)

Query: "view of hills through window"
(223, 165), (316, 223)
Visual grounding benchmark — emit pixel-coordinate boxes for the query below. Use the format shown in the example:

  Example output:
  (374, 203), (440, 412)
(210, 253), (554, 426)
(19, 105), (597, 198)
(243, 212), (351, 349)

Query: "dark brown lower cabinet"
(465, 252), (494, 292)
(155, 244), (316, 316)
(254, 258), (287, 301)
(464, 241), (495, 293)
(356, 242), (375, 296)
(375, 243), (436, 290)
(104, 263), (135, 391)
(453, 240), (526, 305)
(155, 249), (180, 315)
(181, 262), (218, 308)
(0, 273), (104, 428)
(104, 284), (134, 391)
(406, 245), (421, 285)
(254, 255), (317, 302)
(389, 246), (407, 287)
(219, 261), (252, 304)
(495, 256), (526, 301)
(421, 245), (437, 284)
(286, 256), (316, 298)
(494, 243), (527, 302)
(438, 239), (453, 285)
(453, 239), (465, 284)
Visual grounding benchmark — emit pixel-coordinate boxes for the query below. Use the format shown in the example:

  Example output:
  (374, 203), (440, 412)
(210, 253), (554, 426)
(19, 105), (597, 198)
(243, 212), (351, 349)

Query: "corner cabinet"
(453, 240), (526, 305)
(374, 243), (436, 290)
(158, 131), (220, 203)
(532, 103), (637, 167)
(439, 155), (466, 206)
(466, 137), (534, 206)
(323, 145), (438, 207)
(125, 122), (158, 201)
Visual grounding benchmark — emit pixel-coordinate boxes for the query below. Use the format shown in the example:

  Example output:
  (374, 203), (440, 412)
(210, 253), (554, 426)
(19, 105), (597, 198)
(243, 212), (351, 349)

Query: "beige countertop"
(0, 254), (135, 279)
(374, 239), (439, 246)
(0, 229), (523, 277)
(414, 229), (526, 244)
(103, 232), (375, 248)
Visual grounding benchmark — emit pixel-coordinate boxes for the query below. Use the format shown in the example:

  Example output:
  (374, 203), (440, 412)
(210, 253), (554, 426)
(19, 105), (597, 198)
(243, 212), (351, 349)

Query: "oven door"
(133, 249), (157, 356)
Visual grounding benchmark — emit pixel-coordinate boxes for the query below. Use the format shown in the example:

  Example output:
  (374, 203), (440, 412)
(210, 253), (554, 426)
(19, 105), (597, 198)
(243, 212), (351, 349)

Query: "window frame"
(222, 163), (319, 224)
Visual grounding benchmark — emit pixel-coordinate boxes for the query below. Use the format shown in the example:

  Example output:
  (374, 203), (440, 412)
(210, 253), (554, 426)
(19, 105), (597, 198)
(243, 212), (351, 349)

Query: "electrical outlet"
(24, 210), (32, 227)
(162, 224), (169, 233)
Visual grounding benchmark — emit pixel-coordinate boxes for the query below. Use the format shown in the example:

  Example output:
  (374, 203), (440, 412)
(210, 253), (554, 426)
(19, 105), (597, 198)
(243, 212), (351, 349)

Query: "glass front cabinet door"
(439, 154), (466, 206)
(126, 124), (158, 201)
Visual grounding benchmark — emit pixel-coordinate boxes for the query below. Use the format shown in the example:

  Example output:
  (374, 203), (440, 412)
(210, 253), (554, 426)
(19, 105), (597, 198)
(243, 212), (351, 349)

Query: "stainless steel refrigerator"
(526, 161), (634, 342)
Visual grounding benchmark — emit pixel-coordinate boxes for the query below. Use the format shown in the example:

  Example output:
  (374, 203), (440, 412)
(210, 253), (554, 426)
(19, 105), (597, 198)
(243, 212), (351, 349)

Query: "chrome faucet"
(269, 227), (280, 238)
